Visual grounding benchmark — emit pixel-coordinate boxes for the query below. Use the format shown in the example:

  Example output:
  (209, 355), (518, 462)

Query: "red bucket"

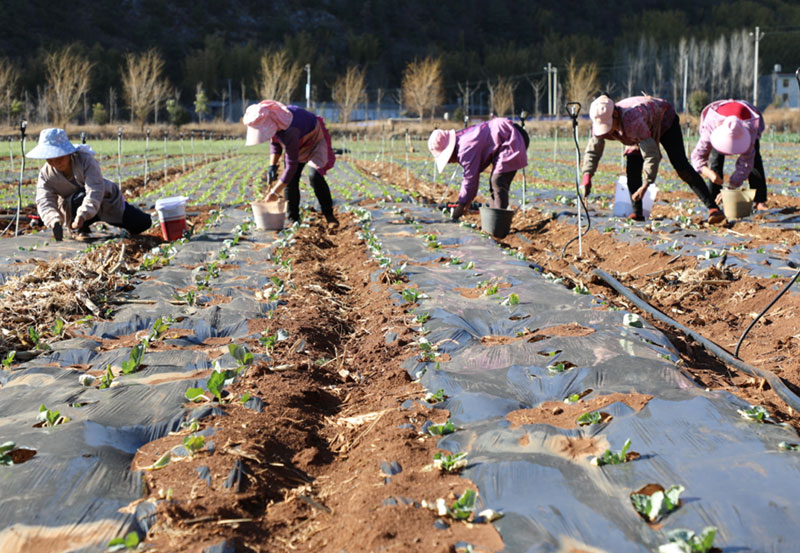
(155, 196), (188, 241)
(159, 217), (186, 241)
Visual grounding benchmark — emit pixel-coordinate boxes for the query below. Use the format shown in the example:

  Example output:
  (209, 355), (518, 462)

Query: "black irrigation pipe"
(561, 102), (591, 259)
(593, 267), (800, 414)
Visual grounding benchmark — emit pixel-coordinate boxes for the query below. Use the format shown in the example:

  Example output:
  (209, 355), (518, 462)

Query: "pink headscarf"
(243, 100), (293, 146)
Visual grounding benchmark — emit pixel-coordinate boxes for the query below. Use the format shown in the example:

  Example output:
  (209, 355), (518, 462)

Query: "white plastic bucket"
(251, 200), (286, 230)
(612, 176), (658, 219)
(155, 196), (188, 240)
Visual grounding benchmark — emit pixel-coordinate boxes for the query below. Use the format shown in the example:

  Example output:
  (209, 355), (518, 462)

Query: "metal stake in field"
(8, 136), (13, 168)
(190, 131), (196, 166)
(144, 129), (150, 185)
(552, 125), (558, 163)
(163, 132), (168, 180)
(404, 129), (409, 184)
(116, 127), (123, 185)
(203, 132), (209, 164)
(520, 110), (528, 211)
(15, 120), (26, 236)
(179, 133), (186, 172)
(566, 102), (583, 257)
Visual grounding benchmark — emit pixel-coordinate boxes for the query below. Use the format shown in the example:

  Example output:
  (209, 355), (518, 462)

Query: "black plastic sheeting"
(356, 201), (800, 552)
(0, 206), (280, 552)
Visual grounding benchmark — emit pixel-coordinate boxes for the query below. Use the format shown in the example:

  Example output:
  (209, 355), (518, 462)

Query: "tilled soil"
(134, 212), (502, 552)
(356, 158), (800, 432)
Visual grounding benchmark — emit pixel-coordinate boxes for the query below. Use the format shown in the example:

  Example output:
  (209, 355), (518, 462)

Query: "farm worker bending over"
(427, 118), (528, 221)
(691, 99), (768, 211)
(243, 100), (337, 226)
(27, 128), (152, 241)
(581, 95), (726, 224)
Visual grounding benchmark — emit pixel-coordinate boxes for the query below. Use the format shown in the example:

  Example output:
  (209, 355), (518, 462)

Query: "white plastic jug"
(612, 176), (658, 219)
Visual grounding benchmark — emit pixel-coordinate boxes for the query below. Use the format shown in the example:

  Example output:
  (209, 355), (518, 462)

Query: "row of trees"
(0, 27), (771, 127)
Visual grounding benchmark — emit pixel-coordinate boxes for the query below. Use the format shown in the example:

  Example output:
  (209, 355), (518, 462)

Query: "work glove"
(52, 222), (63, 242)
(580, 173), (592, 198)
(450, 202), (467, 221)
(267, 165), (279, 183)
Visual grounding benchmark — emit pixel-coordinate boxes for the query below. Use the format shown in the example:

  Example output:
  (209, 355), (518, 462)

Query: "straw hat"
(26, 128), (78, 159)
(589, 95), (615, 136)
(427, 129), (457, 173)
(243, 100), (293, 146)
(710, 115), (751, 155)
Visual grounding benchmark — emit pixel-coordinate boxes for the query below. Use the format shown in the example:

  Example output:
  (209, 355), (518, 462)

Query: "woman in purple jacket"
(691, 99), (768, 211)
(428, 118), (528, 221)
(243, 100), (337, 225)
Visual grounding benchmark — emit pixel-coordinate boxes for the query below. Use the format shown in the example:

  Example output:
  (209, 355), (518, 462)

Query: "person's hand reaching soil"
(631, 184), (648, 202)
(580, 173), (592, 198)
(71, 215), (85, 230)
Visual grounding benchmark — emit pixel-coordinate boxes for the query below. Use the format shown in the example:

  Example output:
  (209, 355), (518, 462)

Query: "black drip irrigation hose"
(593, 267), (800, 414)
(735, 266), (800, 359)
(561, 103), (591, 258)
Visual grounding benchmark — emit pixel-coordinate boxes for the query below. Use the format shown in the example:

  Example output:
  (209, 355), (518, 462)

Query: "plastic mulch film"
(0, 206), (280, 551)
(364, 202), (800, 552)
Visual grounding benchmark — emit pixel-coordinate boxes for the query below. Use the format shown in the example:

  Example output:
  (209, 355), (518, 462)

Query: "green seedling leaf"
(182, 434), (205, 457)
(229, 343), (254, 367)
(779, 441), (800, 451)
(433, 451), (468, 472)
(121, 342), (146, 375)
(240, 392), (251, 404)
(576, 411), (602, 426)
(2, 351), (15, 369)
(143, 451), (171, 471)
(631, 485), (684, 522)
(107, 531), (140, 551)
(428, 420), (455, 436)
(565, 393), (581, 404)
(425, 389), (446, 403)
(658, 526), (717, 553)
(0, 441), (16, 465)
(738, 404), (769, 422)
(592, 439), (633, 466)
(185, 387), (207, 402)
(38, 404), (69, 427)
(414, 312), (431, 324)
(548, 362), (568, 373)
(448, 489), (477, 520)
(623, 313), (643, 328)
(52, 318), (65, 337)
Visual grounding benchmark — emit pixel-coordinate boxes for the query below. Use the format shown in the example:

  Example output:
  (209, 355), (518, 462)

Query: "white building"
(772, 67), (799, 109)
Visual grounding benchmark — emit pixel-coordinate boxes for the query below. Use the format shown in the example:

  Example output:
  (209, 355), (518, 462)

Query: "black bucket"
(479, 206), (515, 239)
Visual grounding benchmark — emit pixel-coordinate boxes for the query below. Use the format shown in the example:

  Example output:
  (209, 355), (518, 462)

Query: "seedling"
(229, 343), (254, 369)
(185, 365), (236, 403)
(240, 392), (251, 404)
(414, 312), (431, 324)
(623, 313), (643, 328)
(173, 290), (196, 306)
(433, 451), (468, 472)
(779, 441), (799, 451)
(2, 351), (15, 369)
(576, 411), (602, 426)
(565, 393), (581, 404)
(51, 318), (65, 337)
(107, 531), (140, 551)
(27, 326), (50, 350)
(573, 283), (590, 295)
(738, 404), (769, 422)
(259, 332), (277, 351)
(658, 527), (717, 553)
(428, 420), (455, 436)
(147, 316), (174, 343)
(500, 293), (520, 306)
(121, 342), (146, 375)
(630, 484), (684, 523)
(425, 389), (446, 403)
(448, 489), (477, 520)
(592, 439), (635, 466)
(38, 404), (69, 427)
(401, 288), (425, 304)
(182, 434), (205, 457)
(0, 441), (16, 465)
(99, 365), (115, 389)
(548, 362), (569, 373)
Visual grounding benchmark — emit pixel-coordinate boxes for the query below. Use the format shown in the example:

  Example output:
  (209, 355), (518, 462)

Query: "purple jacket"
(455, 118), (527, 205)
(271, 105), (319, 184)
(691, 99), (764, 187)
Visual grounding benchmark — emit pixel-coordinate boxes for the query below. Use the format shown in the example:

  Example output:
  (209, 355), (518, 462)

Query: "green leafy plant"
(51, 318), (65, 337)
(173, 290), (196, 306)
(576, 411), (602, 426)
(428, 420), (455, 436)
(414, 312), (431, 324)
(779, 441), (799, 451)
(27, 326), (50, 350)
(500, 293), (519, 306)
(433, 451), (468, 472)
(2, 351), (15, 369)
(259, 332), (277, 351)
(448, 489), (477, 520)
(623, 313), (643, 328)
(548, 362), (569, 373)
(121, 342), (146, 375)
(658, 527), (717, 553)
(182, 434), (206, 457)
(738, 404), (770, 422)
(0, 441), (16, 465)
(229, 343), (254, 369)
(107, 531), (140, 551)
(185, 366), (236, 403)
(38, 404), (69, 427)
(240, 392), (251, 404)
(484, 283), (499, 296)
(425, 389), (446, 403)
(565, 393), (581, 404)
(147, 316), (174, 343)
(99, 365), (115, 389)
(592, 439), (634, 466)
(630, 485), (684, 523)
(401, 288), (425, 303)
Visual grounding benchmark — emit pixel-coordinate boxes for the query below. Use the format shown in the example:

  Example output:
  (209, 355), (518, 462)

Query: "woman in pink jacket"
(691, 99), (767, 211)
(428, 118), (528, 221)
(581, 95), (725, 224)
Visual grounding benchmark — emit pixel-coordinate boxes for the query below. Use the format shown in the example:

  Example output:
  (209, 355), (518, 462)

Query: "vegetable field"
(1, 133), (800, 552)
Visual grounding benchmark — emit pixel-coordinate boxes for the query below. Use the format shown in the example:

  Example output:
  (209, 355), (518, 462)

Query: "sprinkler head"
(520, 110), (528, 121)
(566, 102), (581, 118)
(80, 131), (86, 144)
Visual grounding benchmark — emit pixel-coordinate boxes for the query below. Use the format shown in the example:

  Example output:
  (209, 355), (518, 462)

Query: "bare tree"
(711, 35), (728, 98)
(528, 77), (544, 116)
(0, 57), (19, 126)
(488, 77), (516, 116)
(153, 81), (170, 125)
(402, 56), (444, 121)
(332, 65), (366, 124)
(457, 81), (472, 117)
(122, 49), (166, 128)
(258, 49), (302, 103)
(45, 45), (93, 126)
(564, 57), (599, 110)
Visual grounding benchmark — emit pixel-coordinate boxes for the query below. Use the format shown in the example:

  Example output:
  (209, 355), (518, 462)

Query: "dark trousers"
(626, 117), (718, 216)
(71, 192), (152, 235)
(489, 171), (516, 209)
(708, 140), (767, 203)
(283, 163), (335, 222)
